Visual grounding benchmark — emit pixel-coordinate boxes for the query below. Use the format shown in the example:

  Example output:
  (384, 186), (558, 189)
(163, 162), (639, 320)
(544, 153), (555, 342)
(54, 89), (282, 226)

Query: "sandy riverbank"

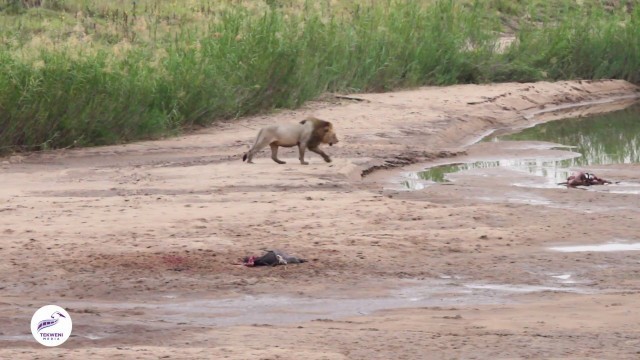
(1, 79), (639, 359)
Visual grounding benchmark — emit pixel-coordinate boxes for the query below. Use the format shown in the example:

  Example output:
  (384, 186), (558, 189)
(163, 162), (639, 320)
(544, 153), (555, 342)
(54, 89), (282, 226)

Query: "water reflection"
(410, 103), (640, 186)
(489, 103), (640, 165)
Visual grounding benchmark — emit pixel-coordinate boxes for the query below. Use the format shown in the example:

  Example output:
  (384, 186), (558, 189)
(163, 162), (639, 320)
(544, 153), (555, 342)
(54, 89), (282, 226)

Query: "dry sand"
(1, 79), (639, 359)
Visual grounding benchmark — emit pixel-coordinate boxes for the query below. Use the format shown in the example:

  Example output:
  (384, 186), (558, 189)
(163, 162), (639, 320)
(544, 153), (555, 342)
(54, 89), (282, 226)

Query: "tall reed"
(0, 0), (638, 153)
(500, 2), (640, 83)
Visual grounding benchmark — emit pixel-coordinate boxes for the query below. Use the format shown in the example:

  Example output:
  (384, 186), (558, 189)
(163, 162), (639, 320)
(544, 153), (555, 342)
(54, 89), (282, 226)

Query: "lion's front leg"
(309, 146), (331, 163)
(297, 143), (309, 165)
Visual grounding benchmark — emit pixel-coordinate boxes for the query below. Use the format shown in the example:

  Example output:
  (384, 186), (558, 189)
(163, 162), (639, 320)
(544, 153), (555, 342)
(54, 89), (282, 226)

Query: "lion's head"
(321, 124), (339, 146)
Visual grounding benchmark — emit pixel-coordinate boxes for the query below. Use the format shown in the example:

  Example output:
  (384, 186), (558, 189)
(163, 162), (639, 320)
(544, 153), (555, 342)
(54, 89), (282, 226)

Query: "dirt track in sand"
(1, 80), (640, 359)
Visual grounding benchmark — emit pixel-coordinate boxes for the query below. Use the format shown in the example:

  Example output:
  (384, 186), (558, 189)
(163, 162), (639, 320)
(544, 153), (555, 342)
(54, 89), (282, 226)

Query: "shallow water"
(462, 283), (590, 294)
(406, 155), (576, 187)
(0, 279), (601, 342)
(550, 274), (578, 284)
(405, 103), (640, 188)
(491, 103), (640, 166)
(549, 242), (640, 252)
(54, 279), (600, 330)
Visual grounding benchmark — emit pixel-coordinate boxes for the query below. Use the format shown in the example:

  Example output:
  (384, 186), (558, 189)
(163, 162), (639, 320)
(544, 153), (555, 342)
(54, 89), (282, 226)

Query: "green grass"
(505, 3), (640, 82)
(0, 0), (638, 153)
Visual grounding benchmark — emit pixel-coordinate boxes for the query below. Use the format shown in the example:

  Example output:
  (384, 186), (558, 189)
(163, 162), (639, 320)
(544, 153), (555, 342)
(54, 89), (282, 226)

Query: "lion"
(242, 117), (339, 165)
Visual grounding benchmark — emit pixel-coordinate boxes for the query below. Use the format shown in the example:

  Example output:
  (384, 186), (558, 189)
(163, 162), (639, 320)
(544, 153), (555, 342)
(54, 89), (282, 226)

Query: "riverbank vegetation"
(1, 0), (638, 152)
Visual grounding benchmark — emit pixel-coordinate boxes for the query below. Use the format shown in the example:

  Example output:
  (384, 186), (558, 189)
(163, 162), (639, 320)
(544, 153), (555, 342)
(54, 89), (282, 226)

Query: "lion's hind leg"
(270, 143), (286, 164)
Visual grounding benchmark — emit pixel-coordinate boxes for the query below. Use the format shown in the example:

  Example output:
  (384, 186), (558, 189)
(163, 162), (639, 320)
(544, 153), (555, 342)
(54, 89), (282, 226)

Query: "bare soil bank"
(1, 80), (639, 359)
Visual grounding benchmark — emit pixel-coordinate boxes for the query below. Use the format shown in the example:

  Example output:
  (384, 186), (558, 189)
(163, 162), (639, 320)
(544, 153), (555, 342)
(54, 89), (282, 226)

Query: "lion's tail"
(243, 128), (264, 162)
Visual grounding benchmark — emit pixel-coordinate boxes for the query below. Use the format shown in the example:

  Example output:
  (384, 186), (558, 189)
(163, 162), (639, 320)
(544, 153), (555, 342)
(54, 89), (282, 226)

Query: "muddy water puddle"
(400, 150), (578, 190)
(549, 241), (640, 252)
(57, 280), (502, 329)
(2, 278), (603, 340)
(549, 274), (579, 284)
(401, 103), (640, 190)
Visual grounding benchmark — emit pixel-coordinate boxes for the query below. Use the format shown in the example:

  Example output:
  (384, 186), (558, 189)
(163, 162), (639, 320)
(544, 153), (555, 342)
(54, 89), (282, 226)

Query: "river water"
(402, 103), (640, 189)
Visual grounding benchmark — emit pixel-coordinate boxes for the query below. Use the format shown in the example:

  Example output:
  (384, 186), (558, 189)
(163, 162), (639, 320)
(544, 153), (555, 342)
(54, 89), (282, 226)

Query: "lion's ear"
(323, 125), (331, 131)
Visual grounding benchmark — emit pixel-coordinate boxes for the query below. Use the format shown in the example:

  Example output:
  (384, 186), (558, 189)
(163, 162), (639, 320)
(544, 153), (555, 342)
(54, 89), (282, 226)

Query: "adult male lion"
(242, 117), (338, 165)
